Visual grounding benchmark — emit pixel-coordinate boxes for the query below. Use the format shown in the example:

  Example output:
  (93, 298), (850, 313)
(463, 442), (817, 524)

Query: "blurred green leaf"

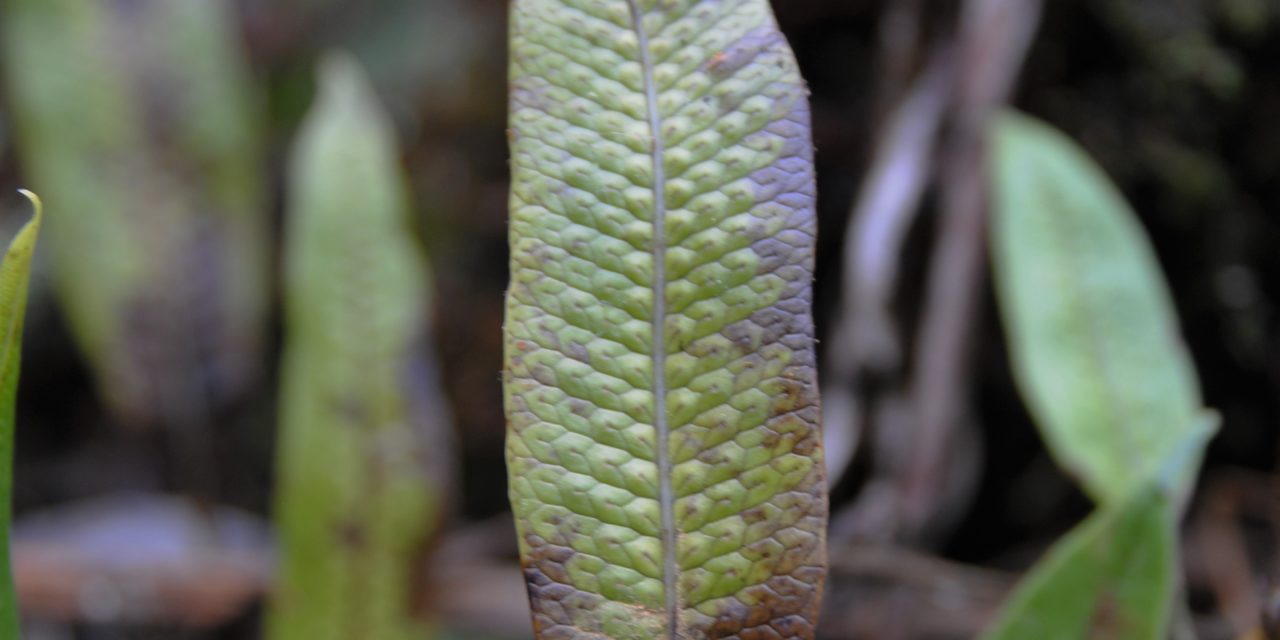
(0, 191), (42, 636)
(267, 54), (450, 640)
(986, 111), (1215, 637)
(983, 414), (1216, 639)
(1, 0), (268, 428)
(983, 489), (1176, 640)
(504, 1), (826, 637)
(990, 111), (1206, 506)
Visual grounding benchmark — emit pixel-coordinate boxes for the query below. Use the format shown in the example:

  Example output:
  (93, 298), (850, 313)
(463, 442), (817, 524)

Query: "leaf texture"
(0, 191), (42, 636)
(504, 1), (826, 638)
(268, 55), (450, 640)
(990, 112), (1205, 506)
(2, 0), (268, 427)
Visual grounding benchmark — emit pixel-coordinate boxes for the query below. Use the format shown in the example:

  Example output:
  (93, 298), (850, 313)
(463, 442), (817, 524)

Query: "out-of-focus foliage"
(984, 112), (1216, 638)
(0, 191), (41, 637)
(983, 489), (1176, 640)
(267, 54), (450, 640)
(1, 0), (268, 428)
(990, 111), (1208, 505)
(504, 1), (826, 637)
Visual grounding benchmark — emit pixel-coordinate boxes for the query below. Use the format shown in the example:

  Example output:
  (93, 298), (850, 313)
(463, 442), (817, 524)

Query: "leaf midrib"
(624, 1), (678, 636)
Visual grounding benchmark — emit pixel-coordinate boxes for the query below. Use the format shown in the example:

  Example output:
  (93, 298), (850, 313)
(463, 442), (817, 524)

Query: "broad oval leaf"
(505, 1), (826, 638)
(267, 55), (450, 640)
(0, 191), (42, 636)
(990, 111), (1206, 506)
(987, 112), (1216, 638)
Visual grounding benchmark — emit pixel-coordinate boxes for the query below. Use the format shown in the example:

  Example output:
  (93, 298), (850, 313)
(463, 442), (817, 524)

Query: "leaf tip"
(16, 189), (42, 219)
(316, 50), (373, 106)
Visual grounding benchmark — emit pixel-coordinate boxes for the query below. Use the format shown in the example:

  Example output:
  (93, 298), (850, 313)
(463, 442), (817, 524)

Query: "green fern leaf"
(505, 2), (826, 638)
(267, 55), (450, 640)
(0, 191), (43, 636)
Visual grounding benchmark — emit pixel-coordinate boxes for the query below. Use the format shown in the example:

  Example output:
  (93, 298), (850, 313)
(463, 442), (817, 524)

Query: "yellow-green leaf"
(267, 55), (450, 640)
(0, 191), (43, 636)
(505, 2), (827, 638)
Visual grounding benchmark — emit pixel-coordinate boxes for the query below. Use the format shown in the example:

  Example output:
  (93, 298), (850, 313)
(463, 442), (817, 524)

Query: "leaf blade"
(267, 55), (449, 640)
(987, 112), (1215, 637)
(982, 492), (1177, 640)
(505, 2), (826, 638)
(0, 191), (43, 635)
(990, 111), (1205, 505)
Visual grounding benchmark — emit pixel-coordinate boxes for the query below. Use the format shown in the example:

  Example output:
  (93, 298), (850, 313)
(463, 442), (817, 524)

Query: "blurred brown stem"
(898, 0), (1043, 541)
(824, 46), (954, 484)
